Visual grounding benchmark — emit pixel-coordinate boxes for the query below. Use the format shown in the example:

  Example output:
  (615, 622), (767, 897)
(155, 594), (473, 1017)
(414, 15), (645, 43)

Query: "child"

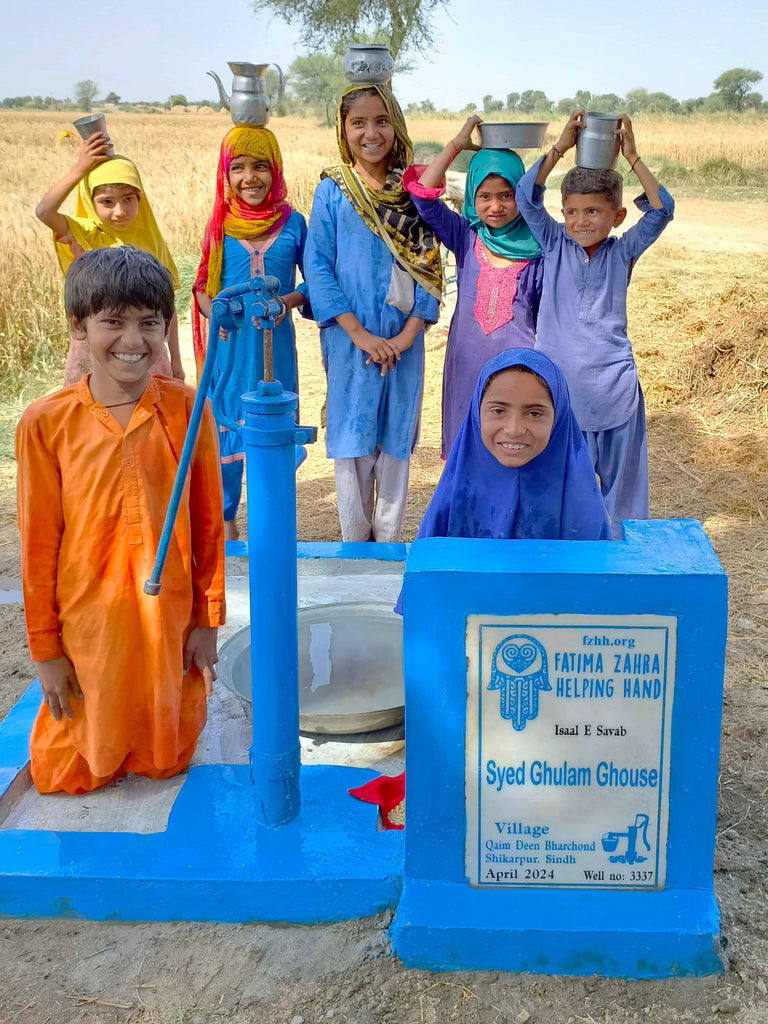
(193, 126), (310, 542)
(413, 348), (610, 542)
(403, 115), (543, 457)
(515, 112), (675, 539)
(16, 247), (225, 795)
(36, 131), (184, 384)
(304, 84), (442, 543)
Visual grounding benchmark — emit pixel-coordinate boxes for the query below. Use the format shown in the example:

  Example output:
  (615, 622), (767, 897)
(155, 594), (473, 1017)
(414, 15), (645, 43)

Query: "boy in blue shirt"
(516, 112), (674, 539)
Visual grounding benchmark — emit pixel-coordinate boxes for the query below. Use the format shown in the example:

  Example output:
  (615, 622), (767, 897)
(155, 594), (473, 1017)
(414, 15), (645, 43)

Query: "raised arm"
(534, 110), (586, 185)
(616, 114), (662, 209)
(418, 115), (482, 189)
(35, 133), (111, 236)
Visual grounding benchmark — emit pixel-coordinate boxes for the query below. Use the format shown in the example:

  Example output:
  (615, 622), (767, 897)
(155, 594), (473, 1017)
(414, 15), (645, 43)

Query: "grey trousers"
(334, 448), (411, 543)
(584, 391), (649, 541)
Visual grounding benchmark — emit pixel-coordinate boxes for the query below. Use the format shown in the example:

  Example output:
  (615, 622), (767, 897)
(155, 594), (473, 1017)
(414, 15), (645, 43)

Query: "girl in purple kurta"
(403, 115), (543, 457)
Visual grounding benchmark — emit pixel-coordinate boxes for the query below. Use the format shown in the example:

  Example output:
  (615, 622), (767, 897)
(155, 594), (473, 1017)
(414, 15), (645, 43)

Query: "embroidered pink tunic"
(408, 195), (543, 457)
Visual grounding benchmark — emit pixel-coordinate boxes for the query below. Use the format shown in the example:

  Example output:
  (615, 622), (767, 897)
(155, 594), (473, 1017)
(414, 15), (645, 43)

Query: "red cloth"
(348, 771), (405, 830)
(194, 125), (291, 300)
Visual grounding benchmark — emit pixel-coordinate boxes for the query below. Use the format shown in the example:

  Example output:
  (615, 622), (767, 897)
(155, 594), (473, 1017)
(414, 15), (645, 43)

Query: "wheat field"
(1, 107), (767, 396)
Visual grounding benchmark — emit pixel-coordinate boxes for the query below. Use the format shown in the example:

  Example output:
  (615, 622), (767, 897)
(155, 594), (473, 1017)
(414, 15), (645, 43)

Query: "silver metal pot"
(479, 122), (548, 150)
(576, 112), (620, 170)
(73, 114), (114, 156)
(343, 44), (394, 85)
(207, 62), (285, 127)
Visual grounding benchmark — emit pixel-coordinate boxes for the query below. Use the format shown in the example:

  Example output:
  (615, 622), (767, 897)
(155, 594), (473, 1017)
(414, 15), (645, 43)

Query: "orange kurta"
(16, 376), (225, 794)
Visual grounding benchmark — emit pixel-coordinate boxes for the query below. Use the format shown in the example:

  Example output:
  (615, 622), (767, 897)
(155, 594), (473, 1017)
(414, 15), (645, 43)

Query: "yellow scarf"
(329, 85), (442, 301)
(54, 157), (179, 287)
(196, 126), (291, 299)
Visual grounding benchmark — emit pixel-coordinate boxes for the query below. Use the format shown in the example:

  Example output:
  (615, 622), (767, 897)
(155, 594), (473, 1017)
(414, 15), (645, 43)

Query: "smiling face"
(91, 185), (141, 230)
(562, 192), (626, 257)
(480, 368), (555, 468)
(228, 153), (273, 207)
(474, 174), (519, 229)
(343, 93), (396, 174)
(70, 306), (168, 401)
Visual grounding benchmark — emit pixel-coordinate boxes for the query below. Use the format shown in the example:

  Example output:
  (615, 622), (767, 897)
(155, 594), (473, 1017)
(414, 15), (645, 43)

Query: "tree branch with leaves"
(251, 0), (449, 61)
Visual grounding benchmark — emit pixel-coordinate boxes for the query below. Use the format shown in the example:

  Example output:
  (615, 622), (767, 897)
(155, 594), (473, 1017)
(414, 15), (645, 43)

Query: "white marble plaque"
(465, 614), (675, 889)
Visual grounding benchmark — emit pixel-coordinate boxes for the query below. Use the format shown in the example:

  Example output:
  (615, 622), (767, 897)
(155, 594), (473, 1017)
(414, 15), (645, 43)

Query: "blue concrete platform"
(0, 688), (403, 923)
(391, 521), (727, 978)
(393, 881), (722, 977)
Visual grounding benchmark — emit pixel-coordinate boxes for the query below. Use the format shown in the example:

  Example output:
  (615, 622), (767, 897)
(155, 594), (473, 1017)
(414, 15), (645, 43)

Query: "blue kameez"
(209, 211), (310, 518)
(304, 177), (439, 462)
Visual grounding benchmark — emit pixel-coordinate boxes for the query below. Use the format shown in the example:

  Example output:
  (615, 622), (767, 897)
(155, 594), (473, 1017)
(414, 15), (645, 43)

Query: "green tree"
(420, 98), (436, 112)
(74, 80), (99, 112)
(624, 88), (649, 114)
(574, 89), (591, 109)
(680, 96), (706, 114)
(168, 94), (188, 108)
(518, 89), (551, 114)
(287, 53), (347, 124)
(557, 97), (575, 116)
(483, 94), (502, 114)
(644, 91), (679, 115)
(251, 0), (449, 61)
(104, 91), (121, 105)
(591, 93), (623, 112)
(713, 68), (763, 111)
(506, 92), (520, 111)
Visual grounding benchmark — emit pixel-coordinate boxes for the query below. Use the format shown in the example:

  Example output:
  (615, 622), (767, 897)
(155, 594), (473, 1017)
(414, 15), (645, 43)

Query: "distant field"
(1, 109), (767, 395)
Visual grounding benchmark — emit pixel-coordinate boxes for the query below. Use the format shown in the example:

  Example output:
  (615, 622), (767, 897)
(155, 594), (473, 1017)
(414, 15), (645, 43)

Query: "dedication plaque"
(465, 614), (676, 889)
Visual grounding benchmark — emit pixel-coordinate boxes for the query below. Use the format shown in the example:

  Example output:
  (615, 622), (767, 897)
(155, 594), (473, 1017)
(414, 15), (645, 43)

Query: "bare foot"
(224, 519), (240, 542)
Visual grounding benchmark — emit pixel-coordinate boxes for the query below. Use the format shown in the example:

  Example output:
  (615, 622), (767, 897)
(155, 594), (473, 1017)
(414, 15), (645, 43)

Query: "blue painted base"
(391, 879), (723, 977)
(0, 689), (402, 923)
(225, 540), (409, 561)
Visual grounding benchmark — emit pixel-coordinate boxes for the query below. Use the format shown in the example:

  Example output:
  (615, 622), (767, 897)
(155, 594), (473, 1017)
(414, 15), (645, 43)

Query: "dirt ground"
(1, 191), (768, 1024)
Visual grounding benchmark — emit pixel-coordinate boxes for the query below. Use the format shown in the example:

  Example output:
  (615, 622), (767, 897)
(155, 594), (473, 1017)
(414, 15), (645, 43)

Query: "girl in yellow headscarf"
(36, 131), (183, 384)
(303, 84), (442, 544)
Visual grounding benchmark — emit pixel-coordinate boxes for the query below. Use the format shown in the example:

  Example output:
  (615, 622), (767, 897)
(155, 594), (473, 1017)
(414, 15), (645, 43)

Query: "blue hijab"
(464, 150), (541, 261)
(417, 349), (611, 541)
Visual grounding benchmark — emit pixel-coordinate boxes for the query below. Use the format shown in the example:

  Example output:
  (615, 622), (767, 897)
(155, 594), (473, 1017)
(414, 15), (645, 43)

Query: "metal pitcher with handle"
(207, 62), (285, 127)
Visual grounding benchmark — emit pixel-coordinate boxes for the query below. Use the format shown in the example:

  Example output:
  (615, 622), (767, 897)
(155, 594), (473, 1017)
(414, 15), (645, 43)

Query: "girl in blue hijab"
(417, 348), (611, 541)
(403, 115), (544, 457)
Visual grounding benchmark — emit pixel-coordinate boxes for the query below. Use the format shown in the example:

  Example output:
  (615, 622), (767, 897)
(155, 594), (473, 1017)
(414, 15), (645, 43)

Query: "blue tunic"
(516, 160), (675, 431)
(304, 177), (440, 461)
(210, 211), (309, 467)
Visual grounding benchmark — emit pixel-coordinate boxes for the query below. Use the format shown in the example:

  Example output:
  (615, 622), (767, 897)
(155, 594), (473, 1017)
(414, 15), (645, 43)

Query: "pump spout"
(207, 70), (230, 110)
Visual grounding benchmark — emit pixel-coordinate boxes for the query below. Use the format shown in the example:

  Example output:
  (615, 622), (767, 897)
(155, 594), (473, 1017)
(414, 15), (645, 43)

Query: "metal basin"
(217, 602), (404, 734)
(479, 122), (549, 150)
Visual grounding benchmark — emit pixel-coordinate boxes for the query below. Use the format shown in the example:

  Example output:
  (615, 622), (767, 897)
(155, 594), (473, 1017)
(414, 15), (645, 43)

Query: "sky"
(1, 0), (765, 111)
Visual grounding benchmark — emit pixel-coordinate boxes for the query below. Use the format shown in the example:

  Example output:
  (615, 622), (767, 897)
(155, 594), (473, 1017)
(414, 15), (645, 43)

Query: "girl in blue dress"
(304, 85), (442, 543)
(416, 348), (611, 541)
(194, 126), (310, 540)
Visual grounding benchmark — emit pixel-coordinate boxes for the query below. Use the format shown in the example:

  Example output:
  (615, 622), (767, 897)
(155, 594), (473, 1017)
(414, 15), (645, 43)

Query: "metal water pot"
(207, 62), (285, 127)
(576, 112), (621, 170)
(342, 44), (394, 85)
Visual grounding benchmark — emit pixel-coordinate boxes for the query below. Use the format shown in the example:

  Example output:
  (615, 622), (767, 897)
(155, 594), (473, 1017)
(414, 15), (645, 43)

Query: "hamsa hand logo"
(488, 635), (551, 730)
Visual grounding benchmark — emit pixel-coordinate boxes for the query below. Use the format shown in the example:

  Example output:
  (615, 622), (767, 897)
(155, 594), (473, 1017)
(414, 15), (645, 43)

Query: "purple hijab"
(417, 348), (611, 541)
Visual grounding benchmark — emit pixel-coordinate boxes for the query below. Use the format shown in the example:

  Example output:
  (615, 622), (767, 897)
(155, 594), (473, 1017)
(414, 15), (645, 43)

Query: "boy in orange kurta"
(16, 247), (225, 795)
